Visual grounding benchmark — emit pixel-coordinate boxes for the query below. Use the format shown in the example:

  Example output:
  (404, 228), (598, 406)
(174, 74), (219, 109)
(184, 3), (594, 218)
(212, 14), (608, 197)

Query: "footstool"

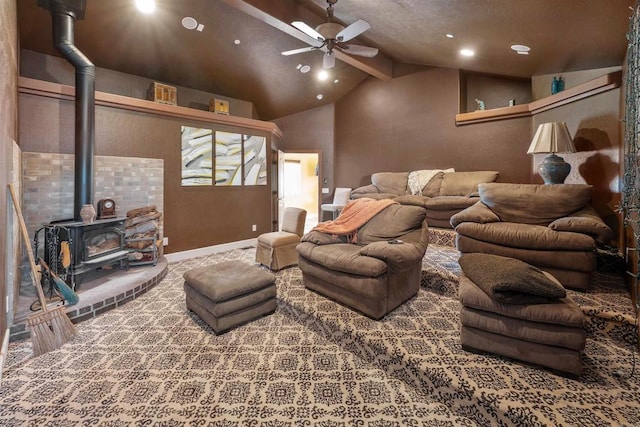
(459, 273), (586, 377)
(183, 261), (276, 334)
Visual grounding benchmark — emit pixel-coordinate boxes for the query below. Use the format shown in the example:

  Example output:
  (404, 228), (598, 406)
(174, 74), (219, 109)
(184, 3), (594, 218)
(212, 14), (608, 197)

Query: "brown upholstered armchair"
(450, 183), (613, 290)
(296, 204), (429, 319)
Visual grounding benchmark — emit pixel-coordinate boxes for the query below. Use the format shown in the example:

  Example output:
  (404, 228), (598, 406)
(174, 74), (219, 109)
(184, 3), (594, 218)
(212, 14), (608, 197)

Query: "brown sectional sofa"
(451, 183), (613, 290)
(351, 170), (499, 228)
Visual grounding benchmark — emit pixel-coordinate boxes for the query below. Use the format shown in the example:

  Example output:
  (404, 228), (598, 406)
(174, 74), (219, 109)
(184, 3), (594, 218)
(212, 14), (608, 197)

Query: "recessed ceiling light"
(445, 33), (454, 38)
(460, 48), (475, 57)
(318, 70), (329, 81)
(135, 0), (155, 14)
(182, 17), (197, 30)
(300, 65), (311, 73)
(334, 79), (339, 84)
(511, 44), (531, 54)
(234, 39), (241, 45)
(316, 94), (324, 100)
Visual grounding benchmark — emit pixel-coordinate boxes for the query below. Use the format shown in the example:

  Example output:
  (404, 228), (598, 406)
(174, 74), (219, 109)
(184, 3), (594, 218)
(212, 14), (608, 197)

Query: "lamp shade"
(527, 122), (576, 154)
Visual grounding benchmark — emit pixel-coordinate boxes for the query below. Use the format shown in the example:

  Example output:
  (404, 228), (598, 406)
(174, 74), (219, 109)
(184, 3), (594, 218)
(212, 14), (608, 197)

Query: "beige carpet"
(1, 245), (639, 426)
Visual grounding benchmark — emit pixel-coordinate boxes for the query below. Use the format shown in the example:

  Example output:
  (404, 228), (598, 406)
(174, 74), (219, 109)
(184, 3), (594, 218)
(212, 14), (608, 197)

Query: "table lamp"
(527, 122), (576, 184)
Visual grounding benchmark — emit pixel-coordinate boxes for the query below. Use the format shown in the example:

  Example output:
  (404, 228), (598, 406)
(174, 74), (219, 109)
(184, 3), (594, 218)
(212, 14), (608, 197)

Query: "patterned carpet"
(1, 245), (639, 426)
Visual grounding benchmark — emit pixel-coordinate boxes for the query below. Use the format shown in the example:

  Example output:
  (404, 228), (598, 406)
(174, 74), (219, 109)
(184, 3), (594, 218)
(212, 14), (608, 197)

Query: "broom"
(8, 184), (77, 356)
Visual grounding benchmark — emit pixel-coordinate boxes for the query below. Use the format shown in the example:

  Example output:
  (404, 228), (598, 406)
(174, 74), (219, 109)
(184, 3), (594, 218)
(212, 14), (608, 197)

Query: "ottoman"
(183, 261), (276, 334)
(459, 273), (586, 378)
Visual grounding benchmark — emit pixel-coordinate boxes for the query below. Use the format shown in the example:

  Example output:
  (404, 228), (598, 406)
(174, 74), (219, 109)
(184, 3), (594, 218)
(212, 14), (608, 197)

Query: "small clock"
(97, 198), (117, 219)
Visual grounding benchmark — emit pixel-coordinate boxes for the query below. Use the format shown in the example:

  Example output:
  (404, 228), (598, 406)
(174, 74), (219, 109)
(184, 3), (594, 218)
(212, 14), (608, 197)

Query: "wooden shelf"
(18, 77), (283, 138)
(455, 71), (622, 126)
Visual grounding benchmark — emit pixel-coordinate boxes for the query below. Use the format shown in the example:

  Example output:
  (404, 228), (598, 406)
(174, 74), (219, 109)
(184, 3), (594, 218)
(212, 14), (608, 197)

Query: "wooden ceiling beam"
(221, 0), (392, 80)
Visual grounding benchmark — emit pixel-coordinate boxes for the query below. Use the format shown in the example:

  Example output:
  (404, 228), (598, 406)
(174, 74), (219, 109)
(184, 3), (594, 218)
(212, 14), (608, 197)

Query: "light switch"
(322, 187), (330, 194)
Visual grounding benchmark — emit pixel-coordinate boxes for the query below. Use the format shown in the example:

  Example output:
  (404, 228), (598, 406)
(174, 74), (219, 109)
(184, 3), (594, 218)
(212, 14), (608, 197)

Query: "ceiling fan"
(281, 0), (378, 69)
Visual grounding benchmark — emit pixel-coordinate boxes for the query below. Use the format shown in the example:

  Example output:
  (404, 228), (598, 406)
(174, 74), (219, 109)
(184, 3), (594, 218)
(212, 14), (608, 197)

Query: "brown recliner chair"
(255, 207), (307, 270)
(296, 204), (428, 319)
(450, 183), (613, 290)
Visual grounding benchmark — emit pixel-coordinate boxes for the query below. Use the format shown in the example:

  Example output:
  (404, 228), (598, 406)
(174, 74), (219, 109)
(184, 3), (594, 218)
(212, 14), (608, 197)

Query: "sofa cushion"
(439, 171), (499, 197)
(356, 204), (426, 245)
(296, 242), (388, 277)
(479, 183), (592, 225)
(371, 172), (409, 196)
(455, 222), (598, 251)
(421, 172), (445, 197)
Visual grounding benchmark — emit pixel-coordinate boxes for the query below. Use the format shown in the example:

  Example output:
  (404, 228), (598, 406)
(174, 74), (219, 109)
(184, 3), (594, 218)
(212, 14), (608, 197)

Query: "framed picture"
(215, 131), (243, 186)
(181, 126), (213, 186)
(243, 135), (267, 186)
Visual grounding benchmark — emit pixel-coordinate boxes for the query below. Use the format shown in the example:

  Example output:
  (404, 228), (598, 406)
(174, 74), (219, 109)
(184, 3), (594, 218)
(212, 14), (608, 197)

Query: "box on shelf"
(209, 98), (230, 115)
(147, 82), (177, 105)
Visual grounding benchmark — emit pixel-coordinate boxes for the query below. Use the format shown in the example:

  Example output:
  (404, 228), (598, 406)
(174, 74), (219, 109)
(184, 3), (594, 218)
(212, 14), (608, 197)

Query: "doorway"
(279, 152), (320, 233)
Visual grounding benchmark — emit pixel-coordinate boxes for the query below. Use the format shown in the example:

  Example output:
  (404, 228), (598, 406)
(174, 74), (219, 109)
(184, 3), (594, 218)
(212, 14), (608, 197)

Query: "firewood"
(125, 220), (158, 238)
(125, 211), (162, 228)
(126, 205), (157, 219)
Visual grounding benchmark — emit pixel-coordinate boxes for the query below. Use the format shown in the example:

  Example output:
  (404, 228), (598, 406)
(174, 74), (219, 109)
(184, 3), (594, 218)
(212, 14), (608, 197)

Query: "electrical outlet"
(252, 224), (257, 232)
(162, 237), (169, 246)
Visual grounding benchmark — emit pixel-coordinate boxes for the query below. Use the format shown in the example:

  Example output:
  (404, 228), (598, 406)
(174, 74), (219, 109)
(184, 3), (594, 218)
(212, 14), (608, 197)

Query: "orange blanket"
(313, 197), (397, 241)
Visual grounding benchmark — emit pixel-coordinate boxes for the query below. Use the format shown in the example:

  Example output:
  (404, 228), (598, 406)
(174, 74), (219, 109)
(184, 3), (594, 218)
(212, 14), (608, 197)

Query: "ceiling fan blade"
(281, 46), (318, 56)
(340, 44), (379, 58)
(323, 52), (336, 69)
(292, 21), (325, 42)
(336, 19), (370, 42)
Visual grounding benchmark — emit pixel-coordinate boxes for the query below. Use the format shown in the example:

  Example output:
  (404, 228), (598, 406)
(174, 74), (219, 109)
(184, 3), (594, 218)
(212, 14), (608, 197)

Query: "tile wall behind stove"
(22, 152), (164, 240)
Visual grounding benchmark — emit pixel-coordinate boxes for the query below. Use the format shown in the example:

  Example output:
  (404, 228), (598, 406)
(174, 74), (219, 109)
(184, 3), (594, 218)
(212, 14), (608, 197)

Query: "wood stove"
(44, 217), (129, 287)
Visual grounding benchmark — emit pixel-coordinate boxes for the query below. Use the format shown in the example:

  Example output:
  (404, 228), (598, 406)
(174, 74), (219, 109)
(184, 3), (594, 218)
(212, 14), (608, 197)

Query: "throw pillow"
(459, 253), (566, 304)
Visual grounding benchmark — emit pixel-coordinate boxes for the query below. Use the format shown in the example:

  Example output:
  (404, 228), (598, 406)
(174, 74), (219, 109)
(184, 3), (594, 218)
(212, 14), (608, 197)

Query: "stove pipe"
(39, 0), (94, 221)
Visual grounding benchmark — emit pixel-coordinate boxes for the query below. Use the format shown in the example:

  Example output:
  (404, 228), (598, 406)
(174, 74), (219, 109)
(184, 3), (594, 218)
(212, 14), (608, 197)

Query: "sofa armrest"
(450, 202), (500, 227)
(351, 184), (379, 198)
(359, 240), (423, 271)
(548, 206), (613, 245)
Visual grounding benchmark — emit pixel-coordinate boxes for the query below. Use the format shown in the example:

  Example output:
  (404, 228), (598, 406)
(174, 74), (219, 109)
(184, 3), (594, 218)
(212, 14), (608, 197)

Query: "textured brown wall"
(334, 67), (534, 188)
(18, 94), (272, 254)
(273, 104), (335, 205)
(1, 0), (18, 344)
(463, 72), (532, 112)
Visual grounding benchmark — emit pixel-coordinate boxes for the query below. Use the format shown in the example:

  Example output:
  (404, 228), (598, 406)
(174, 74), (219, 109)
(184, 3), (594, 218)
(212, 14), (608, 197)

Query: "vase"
(80, 204), (96, 224)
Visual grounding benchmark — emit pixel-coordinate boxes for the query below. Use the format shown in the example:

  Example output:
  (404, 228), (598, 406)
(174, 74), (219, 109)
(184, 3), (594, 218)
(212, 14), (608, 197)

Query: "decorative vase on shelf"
(80, 204), (96, 224)
(551, 76), (565, 95)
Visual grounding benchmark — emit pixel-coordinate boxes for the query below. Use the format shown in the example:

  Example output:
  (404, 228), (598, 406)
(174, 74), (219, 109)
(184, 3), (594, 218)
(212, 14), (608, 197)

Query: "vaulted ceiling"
(17, 0), (635, 120)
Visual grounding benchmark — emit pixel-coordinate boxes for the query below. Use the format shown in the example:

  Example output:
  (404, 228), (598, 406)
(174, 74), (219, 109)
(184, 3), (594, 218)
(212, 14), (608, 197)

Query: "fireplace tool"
(34, 225), (76, 300)
(9, 184), (77, 356)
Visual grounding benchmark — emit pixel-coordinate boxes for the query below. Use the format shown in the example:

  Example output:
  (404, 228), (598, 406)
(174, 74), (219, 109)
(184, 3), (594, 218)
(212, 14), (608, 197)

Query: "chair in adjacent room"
(321, 187), (352, 220)
(255, 207), (307, 271)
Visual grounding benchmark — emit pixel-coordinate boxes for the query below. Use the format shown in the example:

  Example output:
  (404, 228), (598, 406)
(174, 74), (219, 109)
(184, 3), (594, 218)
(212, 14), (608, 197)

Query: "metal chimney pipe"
(40, 0), (94, 221)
